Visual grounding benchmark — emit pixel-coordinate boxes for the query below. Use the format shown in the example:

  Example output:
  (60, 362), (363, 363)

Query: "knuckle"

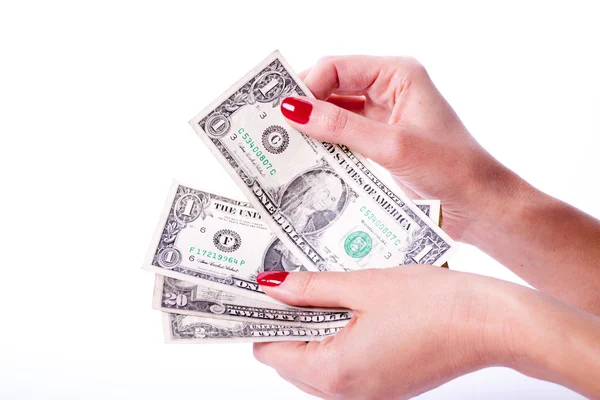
(402, 56), (428, 76)
(316, 55), (339, 66)
(324, 106), (350, 140)
(376, 130), (409, 168)
(391, 56), (428, 84)
(297, 272), (319, 300)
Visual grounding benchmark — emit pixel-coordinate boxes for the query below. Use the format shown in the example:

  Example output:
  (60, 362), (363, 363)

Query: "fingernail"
(281, 97), (312, 124)
(256, 271), (289, 287)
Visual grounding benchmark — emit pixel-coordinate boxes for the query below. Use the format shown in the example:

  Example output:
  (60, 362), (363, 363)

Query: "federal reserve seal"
(213, 229), (242, 253)
(343, 231), (372, 259)
(262, 125), (289, 154)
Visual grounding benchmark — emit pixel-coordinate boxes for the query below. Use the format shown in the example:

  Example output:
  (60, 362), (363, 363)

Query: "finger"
(298, 67), (312, 81)
(254, 324), (359, 398)
(256, 270), (367, 308)
(253, 341), (318, 384)
(280, 97), (408, 170)
(303, 56), (380, 99)
(327, 94), (366, 114)
(303, 55), (424, 100)
(278, 373), (330, 399)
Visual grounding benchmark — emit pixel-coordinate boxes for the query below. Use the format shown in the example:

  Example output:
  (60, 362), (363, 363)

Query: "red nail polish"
(280, 97), (312, 124)
(256, 271), (289, 287)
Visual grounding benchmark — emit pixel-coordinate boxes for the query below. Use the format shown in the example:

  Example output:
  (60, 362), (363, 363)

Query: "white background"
(0, 1), (598, 399)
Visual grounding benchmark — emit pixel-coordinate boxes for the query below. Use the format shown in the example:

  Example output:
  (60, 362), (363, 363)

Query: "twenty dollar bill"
(155, 275), (351, 327)
(164, 313), (342, 344)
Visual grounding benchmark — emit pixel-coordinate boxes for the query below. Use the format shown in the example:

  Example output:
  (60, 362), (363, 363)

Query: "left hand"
(253, 267), (518, 400)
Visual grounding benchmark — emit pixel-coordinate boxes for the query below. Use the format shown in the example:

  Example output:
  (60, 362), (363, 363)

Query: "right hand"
(281, 56), (526, 241)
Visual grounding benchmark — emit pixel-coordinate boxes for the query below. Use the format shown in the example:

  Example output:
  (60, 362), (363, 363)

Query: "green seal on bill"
(343, 231), (373, 258)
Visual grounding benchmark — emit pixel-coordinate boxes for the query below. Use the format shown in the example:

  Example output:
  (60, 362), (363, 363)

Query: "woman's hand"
(253, 267), (515, 399)
(281, 56), (523, 241)
(281, 56), (600, 315)
(253, 269), (600, 400)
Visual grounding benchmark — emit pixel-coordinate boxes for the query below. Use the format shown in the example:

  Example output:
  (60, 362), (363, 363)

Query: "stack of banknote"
(142, 51), (457, 343)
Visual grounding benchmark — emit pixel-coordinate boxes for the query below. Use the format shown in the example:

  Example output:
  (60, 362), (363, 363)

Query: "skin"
(255, 268), (600, 399)
(253, 56), (600, 399)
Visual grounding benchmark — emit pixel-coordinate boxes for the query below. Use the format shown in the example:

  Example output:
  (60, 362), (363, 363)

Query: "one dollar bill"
(144, 182), (440, 302)
(189, 50), (456, 273)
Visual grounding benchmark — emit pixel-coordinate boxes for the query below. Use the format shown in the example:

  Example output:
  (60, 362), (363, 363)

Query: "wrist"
(446, 274), (530, 371)
(475, 278), (538, 371)
(458, 156), (538, 247)
(507, 287), (600, 397)
(447, 274), (564, 372)
(472, 276), (600, 398)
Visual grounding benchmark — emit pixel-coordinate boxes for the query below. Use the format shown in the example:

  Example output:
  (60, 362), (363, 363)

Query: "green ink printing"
(344, 231), (373, 258)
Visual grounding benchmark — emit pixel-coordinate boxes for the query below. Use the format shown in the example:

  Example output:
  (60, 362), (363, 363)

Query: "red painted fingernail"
(281, 97), (312, 124)
(256, 271), (289, 287)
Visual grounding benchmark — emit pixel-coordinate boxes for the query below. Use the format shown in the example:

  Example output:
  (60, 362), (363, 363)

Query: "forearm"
(504, 283), (600, 398)
(463, 165), (600, 315)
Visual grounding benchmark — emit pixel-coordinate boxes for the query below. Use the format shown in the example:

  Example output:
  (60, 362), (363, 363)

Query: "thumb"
(280, 96), (406, 168)
(256, 270), (367, 309)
